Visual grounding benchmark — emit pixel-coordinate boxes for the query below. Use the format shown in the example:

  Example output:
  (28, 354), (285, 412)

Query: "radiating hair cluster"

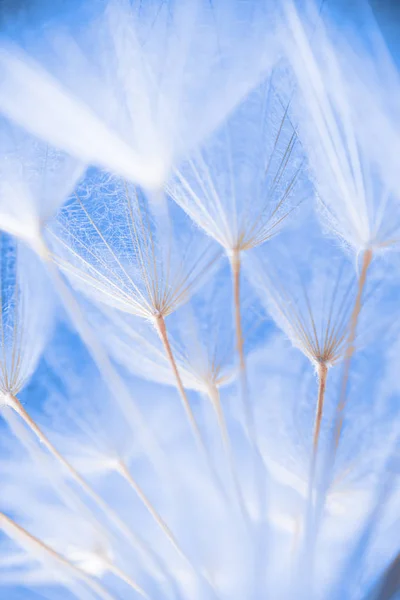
(0, 1), (399, 600)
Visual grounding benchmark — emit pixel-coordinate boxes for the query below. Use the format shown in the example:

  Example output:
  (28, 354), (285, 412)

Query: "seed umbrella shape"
(0, 1), (398, 600)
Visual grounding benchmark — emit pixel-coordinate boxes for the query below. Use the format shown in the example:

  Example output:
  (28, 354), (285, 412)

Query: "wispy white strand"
(0, 2), (398, 600)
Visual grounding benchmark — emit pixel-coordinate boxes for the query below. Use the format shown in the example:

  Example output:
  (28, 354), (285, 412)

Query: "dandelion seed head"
(247, 238), (358, 371)
(0, 234), (54, 397)
(48, 171), (221, 325)
(283, 0), (400, 257)
(168, 73), (308, 256)
(0, 2), (398, 600)
(0, 0), (280, 188)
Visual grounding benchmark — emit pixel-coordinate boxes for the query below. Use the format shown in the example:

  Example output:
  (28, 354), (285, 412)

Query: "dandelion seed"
(50, 173), (221, 321)
(86, 274), (264, 519)
(0, 2), (398, 599)
(0, 120), (83, 251)
(0, 234), (54, 399)
(168, 73), (307, 452)
(281, 0), (400, 469)
(0, 233), (172, 584)
(0, 0), (278, 189)
(283, 1), (400, 257)
(246, 236), (362, 571)
(48, 171), (226, 499)
(0, 128), (149, 542)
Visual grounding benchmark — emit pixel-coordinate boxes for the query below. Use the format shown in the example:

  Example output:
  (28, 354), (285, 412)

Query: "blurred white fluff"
(249, 335), (400, 600)
(0, 2), (399, 600)
(46, 169), (226, 471)
(0, 120), (83, 250)
(0, 372), (257, 600)
(0, 364), (300, 600)
(0, 233), (54, 399)
(2, 328), (398, 600)
(0, 0), (279, 189)
(322, 4), (400, 206)
(282, 0), (400, 256)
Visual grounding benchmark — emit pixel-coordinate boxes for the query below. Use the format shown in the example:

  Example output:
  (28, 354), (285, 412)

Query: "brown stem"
(306, 250), (373, 580)
(313, 363), (328, 456)
(302, 362), (329, 584)
(41, 241), (168, 480)
(154, 314), (205, 452)
(231, 251), (246, 374)
(0, 511), (114, 600)
(308, 362), (328, 498)
(154, 315), (228, 504)
(335, 248), (373, 449)
(207, 384), (234, 462)
(7, 395), (156, 565)
(230, 251), (269, 529)
(230, 251), (255, 442)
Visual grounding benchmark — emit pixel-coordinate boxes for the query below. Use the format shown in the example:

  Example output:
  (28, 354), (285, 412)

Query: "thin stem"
(31, 237), (190, 590)
(3, 405), (115, 537)
(334, 248), (373, 449)
(154, 314), (204, 449)
(117, 461), (188, 563)
(106, 561), (150, 599)
(40, 238), (169, 479)
(153, 314), (228, 504)
(303, 362), (329, 570)
(307, 249), (373, 585)
(2, 414), (146, 598)
(309, 362), (328, 494)
(117, 460), (220, 599)
(207, 384), (249, 524)
(7, 394), (158, 573)
(230, 250), (255, 443)
(231, 251), (246, 374)
(0, 512), (114, 600)
(230, 250), (268, 528)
